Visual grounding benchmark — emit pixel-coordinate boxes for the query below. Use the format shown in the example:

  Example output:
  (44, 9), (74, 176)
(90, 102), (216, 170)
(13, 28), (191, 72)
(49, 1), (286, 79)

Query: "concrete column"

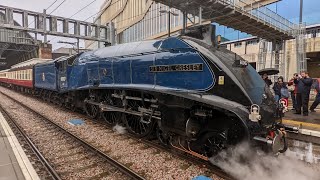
(5, 8), (14, 25)
(43, 9), (47, 43)
(51, 17), (57, 32)
(63, 20), (69, 33)
(75, 22), (80, 35)
(23, 12), (28, 28)
(199, 7), (202, 25)
(299, 0), (303, 23)
(182, 12), (187, 35)
(109, 22), (115, 45)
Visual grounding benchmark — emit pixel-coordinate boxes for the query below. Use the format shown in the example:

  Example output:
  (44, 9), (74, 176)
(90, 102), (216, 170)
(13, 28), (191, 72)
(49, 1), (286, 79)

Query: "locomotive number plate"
(149, 63), (203, 72)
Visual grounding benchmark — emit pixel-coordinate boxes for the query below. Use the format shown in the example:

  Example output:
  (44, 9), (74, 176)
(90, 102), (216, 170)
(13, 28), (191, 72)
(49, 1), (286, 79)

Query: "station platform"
(0, 111), (40, 180)
(283, 110), (320, 131)
(282, 110), (320, 143)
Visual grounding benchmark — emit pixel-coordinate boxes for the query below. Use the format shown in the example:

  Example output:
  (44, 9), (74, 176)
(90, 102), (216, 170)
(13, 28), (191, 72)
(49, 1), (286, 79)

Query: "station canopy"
(0, 12), (38, 70)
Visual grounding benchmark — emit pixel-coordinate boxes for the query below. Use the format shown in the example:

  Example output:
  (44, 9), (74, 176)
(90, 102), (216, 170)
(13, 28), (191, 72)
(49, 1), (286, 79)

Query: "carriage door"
(58, 60), (68, 90)
(87, 61), (100, 86)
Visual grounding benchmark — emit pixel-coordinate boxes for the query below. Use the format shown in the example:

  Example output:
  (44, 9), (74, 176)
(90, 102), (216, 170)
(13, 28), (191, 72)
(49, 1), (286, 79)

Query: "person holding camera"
(294, 71), (313, 116)
(288, 73), (298, 110)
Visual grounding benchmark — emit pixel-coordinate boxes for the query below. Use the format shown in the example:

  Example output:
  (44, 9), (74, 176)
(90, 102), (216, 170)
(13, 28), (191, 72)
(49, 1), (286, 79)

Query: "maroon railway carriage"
(0, 58), (51, 90)
(0, 70), (9, 84)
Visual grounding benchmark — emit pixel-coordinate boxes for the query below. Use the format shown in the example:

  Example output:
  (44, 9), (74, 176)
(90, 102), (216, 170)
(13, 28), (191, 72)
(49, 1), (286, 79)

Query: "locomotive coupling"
(253, 129), (287, 154)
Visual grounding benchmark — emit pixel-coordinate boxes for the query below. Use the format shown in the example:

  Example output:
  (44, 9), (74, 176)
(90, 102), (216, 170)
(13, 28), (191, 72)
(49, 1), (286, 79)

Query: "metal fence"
(222, 0), (296, 34)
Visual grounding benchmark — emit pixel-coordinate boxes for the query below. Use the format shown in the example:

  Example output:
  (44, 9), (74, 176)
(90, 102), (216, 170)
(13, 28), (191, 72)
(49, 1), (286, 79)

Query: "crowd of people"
(262, 71), (320, 116)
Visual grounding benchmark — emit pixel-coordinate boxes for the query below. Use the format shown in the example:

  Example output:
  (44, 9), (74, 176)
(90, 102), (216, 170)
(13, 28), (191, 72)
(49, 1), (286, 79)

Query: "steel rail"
(0, 92), (145, 180)
(44, 97), (235, 179)
(0, 104), (61, 180)
(1, 87), (233, 179)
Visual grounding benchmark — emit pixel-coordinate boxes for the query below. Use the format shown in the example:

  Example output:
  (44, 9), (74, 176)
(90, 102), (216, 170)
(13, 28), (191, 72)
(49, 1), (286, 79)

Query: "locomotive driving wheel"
(84, 102), (99, 119)
(125, 100), (155, 138)
(101, 93), (123, 126)
(202, 131), (228, 158)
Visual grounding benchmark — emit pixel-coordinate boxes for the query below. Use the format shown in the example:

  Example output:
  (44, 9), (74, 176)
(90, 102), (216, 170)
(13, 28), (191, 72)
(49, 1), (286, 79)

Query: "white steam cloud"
(210, 142), (318, 180)
(112, 124), (126, 134)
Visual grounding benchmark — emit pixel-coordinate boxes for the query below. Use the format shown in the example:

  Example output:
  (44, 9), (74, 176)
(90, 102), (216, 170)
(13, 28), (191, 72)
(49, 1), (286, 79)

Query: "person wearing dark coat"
(273, 76), (287, 102)
(262, 73), (272, 87)
(294, 71), (313, 116)
(288, 73), (298, 110)
(310, 79), (320, 112)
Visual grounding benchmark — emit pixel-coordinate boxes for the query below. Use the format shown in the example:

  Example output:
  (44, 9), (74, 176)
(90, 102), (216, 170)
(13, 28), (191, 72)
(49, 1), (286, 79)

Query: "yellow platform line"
(282, 119), (320, 130)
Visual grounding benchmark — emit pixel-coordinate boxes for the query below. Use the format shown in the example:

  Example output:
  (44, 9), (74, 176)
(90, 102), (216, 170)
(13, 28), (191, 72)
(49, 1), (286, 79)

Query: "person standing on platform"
(288, 73), (298, 111)
(273, 76), (288, 103)
(294, 71), (313, 116)
(262, 73), (272, 87)
(310, 78), (320, 112)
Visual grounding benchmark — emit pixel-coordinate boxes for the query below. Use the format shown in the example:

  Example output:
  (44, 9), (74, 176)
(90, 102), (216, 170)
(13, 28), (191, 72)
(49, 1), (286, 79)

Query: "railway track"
(0, 91), (144, 180)
(0, 106), (60, 180)
(32, 92), (234, 179)
(0, 88), (234, 180)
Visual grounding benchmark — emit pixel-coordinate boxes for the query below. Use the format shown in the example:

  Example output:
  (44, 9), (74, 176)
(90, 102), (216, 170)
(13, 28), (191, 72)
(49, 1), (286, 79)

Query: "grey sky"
(1, 0), (105, 50)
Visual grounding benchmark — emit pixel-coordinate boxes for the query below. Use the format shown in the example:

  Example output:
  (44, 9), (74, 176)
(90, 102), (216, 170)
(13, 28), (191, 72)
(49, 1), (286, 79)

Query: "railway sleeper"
(2, 85), (250, 160)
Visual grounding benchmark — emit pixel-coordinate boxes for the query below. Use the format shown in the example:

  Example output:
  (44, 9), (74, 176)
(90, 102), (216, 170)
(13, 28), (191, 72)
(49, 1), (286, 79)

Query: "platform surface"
(283, 110), (320, 132)
(0, 111), (40, 180)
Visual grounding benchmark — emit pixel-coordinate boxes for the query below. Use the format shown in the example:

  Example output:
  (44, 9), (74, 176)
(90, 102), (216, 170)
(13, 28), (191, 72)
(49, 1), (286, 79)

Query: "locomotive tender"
(0, 26), (288, 160)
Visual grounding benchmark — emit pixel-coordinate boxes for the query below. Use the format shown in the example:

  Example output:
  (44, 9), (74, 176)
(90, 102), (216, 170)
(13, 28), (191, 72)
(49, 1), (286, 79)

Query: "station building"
(86, 0), (320, 80)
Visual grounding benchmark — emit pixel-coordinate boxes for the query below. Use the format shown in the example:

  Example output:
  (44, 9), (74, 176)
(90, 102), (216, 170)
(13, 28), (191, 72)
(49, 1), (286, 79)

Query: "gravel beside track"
(0, 92), (136, 180)
(0, 86), (225, 180)
(1, 110), (56, 180)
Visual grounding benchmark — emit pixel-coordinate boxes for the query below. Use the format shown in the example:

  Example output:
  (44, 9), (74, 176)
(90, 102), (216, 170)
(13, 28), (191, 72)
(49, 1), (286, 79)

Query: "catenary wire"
(49, 0), (122, 42)
(48, 0), (67, 15)
(27, 0), (60, 27)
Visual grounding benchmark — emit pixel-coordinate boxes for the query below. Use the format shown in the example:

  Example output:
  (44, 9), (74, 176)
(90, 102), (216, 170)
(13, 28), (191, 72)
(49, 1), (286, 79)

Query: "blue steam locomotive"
(16, 26), (288, 159)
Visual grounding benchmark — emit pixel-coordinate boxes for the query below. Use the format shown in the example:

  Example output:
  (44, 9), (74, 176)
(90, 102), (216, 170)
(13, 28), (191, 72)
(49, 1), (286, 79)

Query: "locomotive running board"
(84, 99), (161, 120)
